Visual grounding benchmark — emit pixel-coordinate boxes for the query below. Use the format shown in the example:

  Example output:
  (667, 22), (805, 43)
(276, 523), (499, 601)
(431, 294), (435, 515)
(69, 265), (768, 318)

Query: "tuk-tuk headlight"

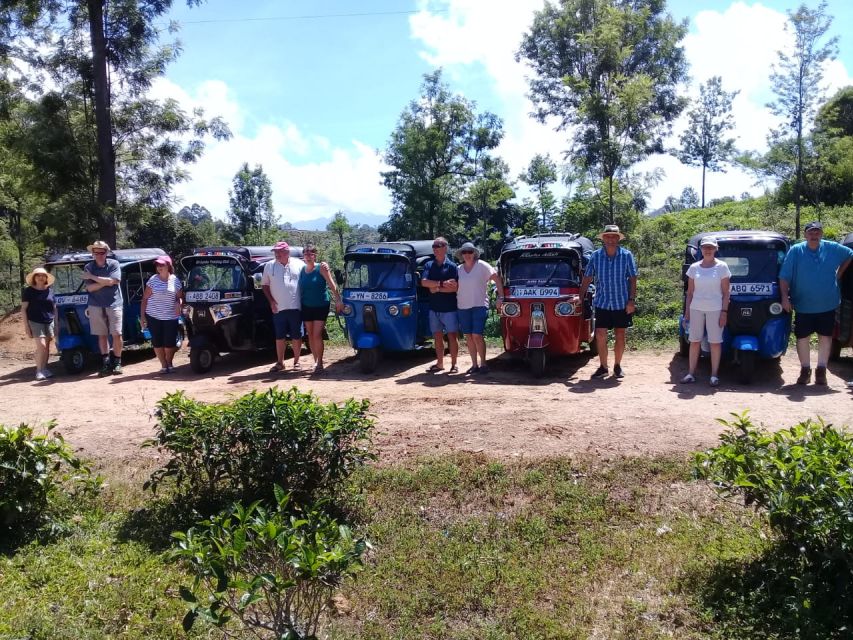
(769, 302), (783, 315)
(341, 304), (353, 317)
(388, 304), (399, 317)
(555, 302), (574, 316)
(210, 304), (233, 320)
(501, 302), (521, 317)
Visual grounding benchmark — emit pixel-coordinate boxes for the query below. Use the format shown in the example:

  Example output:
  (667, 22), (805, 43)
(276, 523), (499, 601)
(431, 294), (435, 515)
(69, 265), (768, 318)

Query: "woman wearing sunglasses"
(455, 242), (503, 375)
(299, 243), (343, 374)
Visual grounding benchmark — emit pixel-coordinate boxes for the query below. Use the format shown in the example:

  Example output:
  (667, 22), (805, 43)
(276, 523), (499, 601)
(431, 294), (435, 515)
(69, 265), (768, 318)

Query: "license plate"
(56, 294), (88, 305)
(186, 290), (221, 302)
(510, 287), (560, 298)
(730, 282), (773, 295)
(347, 291), (389, 301)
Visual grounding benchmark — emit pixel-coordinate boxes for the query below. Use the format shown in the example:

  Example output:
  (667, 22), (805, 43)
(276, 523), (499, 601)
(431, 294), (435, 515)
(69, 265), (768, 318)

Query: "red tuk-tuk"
(830, 231), (853, 360)
(498, 233), (596, 376)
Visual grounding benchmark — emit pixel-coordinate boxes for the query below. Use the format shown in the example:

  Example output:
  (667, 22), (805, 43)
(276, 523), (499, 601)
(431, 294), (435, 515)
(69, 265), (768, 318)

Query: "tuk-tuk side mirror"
(253, 273), (263, 289)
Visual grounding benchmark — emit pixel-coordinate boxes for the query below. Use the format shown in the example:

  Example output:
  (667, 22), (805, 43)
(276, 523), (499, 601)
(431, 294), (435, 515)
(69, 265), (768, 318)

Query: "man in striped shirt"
(580, 225), (638, 380)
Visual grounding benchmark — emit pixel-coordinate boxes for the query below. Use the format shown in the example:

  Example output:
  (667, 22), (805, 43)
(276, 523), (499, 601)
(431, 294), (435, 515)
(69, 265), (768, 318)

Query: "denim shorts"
(457, 307), (488, 335)
(429, 310), (459, 335)
(273, 309), (302, 340)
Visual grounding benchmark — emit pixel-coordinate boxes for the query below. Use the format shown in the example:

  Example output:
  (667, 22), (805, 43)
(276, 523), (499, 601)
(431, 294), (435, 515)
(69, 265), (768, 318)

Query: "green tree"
(227, 163), (275, 241)
(459, 157), (515, 257)
(379, 70), (503, 240)
(519, 154), (558, 232)
(518, 0), (689, 223)
(767, 1), (838, 238)
(810, 86), (853, 206)
(678, 76), (738, 208)
(327, 210), (353, 255)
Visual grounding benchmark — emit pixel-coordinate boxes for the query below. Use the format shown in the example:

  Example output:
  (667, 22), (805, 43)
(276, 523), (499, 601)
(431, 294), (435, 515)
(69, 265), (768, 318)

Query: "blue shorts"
(273, 309), (302, 340)
(429, 310), (459, 335)
(458, 307), (488, 335)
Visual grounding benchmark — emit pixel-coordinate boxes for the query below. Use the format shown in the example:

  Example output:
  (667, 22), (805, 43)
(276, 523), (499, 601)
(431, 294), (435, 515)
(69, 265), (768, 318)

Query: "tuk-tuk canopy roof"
(686, 230), (789, 251)
(345, 241), (435, 260)
(46, 247), (166, 265)
(501, 233), (593, 255)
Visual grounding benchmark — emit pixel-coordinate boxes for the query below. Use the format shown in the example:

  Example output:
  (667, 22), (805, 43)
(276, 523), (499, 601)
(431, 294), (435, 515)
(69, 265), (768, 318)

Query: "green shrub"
(143, 387), (375, 508)
(171, 486), (367, 639)
(0, 422), (100, 537)
(695, 412), (853, 569)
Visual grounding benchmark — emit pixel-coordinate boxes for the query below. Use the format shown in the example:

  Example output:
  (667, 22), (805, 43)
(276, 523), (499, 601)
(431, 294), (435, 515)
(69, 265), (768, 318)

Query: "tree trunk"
(701, 164), (707, 209)
(88, 0), (117, 247)
(608, 176), (614, 224)
(794, 122), (803, 241)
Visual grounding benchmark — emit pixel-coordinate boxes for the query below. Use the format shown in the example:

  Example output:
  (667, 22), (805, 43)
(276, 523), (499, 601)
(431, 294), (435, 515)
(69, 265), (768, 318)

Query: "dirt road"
(1, 335), (851, 464)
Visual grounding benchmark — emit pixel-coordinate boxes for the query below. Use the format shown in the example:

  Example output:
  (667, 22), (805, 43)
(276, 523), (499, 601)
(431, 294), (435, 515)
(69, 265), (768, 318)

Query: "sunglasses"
(92, 250), (107, 255)
(461, 250), (474, 254)
(432, 243), (447, 249)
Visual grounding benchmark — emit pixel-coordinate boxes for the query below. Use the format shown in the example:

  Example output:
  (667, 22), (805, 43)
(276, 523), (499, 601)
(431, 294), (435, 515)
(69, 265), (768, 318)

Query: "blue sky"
(156, 0), (853, 227)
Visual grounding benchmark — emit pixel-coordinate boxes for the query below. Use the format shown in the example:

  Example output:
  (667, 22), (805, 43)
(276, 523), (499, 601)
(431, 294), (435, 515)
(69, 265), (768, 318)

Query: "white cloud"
(410, 0), (853, 209)
(148, 78), (391, 222)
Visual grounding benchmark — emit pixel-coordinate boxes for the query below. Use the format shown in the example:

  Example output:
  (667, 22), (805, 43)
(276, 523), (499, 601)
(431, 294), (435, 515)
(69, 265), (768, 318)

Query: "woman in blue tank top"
(299, 243), (342, 373)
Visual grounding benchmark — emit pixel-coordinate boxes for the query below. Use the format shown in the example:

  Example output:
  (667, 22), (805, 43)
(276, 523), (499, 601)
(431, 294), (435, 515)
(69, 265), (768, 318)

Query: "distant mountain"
(282, 212), (390, 231)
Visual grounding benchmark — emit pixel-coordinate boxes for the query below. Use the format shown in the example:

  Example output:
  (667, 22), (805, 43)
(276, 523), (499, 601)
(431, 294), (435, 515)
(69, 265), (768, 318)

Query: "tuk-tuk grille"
(363, 305), (378, 333)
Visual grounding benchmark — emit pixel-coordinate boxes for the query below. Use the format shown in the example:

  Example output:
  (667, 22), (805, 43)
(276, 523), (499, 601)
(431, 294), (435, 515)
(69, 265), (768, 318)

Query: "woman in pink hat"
(140, 255), (183, 373)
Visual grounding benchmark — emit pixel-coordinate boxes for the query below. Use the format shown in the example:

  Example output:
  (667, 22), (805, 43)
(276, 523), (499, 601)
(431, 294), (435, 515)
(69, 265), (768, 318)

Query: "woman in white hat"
(455, 242), (503, 374)
(22, 267), (58, 380)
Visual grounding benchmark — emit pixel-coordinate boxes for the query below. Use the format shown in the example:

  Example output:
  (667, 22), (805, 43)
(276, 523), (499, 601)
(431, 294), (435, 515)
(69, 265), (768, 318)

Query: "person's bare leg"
(99, 335), (110, 357)
(313, 322), (326, 366)
(153, 346), (167, 368)
(796, 337), (811, 368)
(164, 347), (177, 368)
(474, 334), (487, 364)
(44, 337), (52, 370)
(710, 343), (722, 377)
(816, 335), (832, 368)
(596, 329), (608, 368)
(303, 321), (318, 363)
(688, 341), (700, 375)
(447, 333), (459, 367)
(291, 339), (302, 366)
(614, 328), (626, 366)
(35, 337), (47, 371)
(112, 333), (123, 358)
(465, 334), (478, 367)
(433, 333), (445, 369)
(275, 338), (286, 367)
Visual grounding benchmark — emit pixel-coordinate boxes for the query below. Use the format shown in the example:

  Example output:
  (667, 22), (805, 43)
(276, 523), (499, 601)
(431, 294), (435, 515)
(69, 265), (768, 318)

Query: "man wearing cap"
(82, 240), (124, 376)
(421, 236), (460, 373)
(779, 221), (853, 385)
(580, 225), (638, 379)
(262, 241), (306, 372)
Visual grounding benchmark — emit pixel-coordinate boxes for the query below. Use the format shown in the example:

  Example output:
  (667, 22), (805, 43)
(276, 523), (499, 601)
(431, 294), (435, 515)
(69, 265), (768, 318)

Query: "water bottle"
(142, 326), (152, 340)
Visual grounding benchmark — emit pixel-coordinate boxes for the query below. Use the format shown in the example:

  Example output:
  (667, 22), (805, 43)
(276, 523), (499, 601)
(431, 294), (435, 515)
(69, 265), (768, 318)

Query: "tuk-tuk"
(678, 231), (791, 383)
(46, 247), (172, 374)
(340, 241), (435, 373)
(497, 233), (596, 377)
(831, 231), (853, 360)
(180, 246), (303, 373)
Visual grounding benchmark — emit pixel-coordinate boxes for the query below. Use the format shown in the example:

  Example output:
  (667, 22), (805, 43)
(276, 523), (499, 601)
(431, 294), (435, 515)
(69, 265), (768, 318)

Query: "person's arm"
(262, 285), (278, 313)
(779, 278), (792, 313)
(420, 262), (441, 293)
(684, 277), (695, 321)
(719, 276), (731, 328)
(490, 269), (504, 301)
(319, 262), (343, 311)
(21, 300), (32, 339)
(838, 257), (852, 281)
(580, 275), (593, 298)
(174, 279), (184, 317)
(625, 276), (637, 314)
(140, 285), (153, 327)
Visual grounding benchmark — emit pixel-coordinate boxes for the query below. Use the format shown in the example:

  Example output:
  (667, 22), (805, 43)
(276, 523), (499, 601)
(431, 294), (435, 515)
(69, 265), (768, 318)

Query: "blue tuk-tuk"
(46, 247), (173, 374)
(340, 240), (435, 372)
(678, 231), (791, 383)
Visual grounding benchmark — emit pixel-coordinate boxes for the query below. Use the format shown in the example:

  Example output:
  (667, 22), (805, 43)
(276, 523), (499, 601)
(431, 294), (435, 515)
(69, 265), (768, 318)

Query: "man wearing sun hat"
(82, 240), (124, 376)
(262, 240), (306, 372)
(779, 221), (853, 386)
(580, 225), (638, 380)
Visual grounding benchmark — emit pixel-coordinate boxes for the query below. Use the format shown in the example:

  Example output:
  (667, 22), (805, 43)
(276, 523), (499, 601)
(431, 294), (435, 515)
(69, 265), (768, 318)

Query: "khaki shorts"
(28, 320), (55, 339)
(88, 305), (123, 336)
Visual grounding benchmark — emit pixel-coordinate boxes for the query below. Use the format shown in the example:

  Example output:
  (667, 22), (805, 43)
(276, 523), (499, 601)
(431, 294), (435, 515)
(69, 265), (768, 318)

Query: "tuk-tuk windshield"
(505, 257), (578, 287)
(716, 243), (786, 282)
(185, 258), (247, 291)
(49, 263), (87, 294)
(345, 256), (412, 290)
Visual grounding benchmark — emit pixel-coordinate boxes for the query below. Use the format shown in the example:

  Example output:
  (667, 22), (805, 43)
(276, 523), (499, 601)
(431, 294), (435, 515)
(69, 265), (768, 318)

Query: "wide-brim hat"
(455, 242), (481, 260)
(87, 240), (111, 253)
(25, 267), (55, 287)
(598, 225), (625, 241)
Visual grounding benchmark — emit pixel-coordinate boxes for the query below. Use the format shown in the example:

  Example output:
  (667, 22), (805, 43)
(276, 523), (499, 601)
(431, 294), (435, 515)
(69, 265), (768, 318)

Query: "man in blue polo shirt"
(421, 236), (459, 374)
(580, 225), (638, 380)
(780, 221), (853, 386)
(82, 240), (124, 376)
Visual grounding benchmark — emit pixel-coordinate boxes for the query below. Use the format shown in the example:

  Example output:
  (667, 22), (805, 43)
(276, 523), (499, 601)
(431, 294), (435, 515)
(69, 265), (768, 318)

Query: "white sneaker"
(35, 371), (47, 381)
(680, 373), (695, 384)
(41, 369), (54, 378)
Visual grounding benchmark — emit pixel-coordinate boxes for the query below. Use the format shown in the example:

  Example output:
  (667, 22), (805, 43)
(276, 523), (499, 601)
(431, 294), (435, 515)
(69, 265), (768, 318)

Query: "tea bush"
(695, 412), (853, 569)
(171, 486), (367, 639)
(0, 422), (100, 538)
(144, 387), (374, 508)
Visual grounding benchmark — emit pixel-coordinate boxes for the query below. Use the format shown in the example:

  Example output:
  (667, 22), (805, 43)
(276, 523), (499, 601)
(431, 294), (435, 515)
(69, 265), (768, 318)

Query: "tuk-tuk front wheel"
(738, 350), (756, 384)
(358, 347), (379, 374)
(61, 348), (86, 375)
(529, 348), (547, 378)
(190, 347), (216, 374)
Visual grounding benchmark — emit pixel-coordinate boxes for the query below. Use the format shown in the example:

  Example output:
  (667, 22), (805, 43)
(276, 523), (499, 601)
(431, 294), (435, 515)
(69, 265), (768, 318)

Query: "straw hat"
(25, 267), (55, 287)
(598, 225), (625, 241)
(86, 240), (111, 253)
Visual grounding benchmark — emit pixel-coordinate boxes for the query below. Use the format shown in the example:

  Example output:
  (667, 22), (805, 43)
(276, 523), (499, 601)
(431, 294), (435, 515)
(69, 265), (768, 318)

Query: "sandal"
(292, 362), (302, 371)
(709, 376), (720, 387)
(426, 364), (444, 374)
(270, 363), (285, 372)
(312, 363), (324, 374)
(465, 366), (480, 375)
(449, 365), (459, 374)
(680, 373), (695, 384)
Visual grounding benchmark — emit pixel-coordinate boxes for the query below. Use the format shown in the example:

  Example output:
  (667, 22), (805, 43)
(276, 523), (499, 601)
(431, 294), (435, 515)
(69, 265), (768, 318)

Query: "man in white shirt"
(262, 241), (306, 371)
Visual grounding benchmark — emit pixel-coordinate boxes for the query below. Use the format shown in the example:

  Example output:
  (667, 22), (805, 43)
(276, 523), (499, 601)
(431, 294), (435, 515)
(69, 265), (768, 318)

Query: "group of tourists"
(19, 222), (853, 388)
